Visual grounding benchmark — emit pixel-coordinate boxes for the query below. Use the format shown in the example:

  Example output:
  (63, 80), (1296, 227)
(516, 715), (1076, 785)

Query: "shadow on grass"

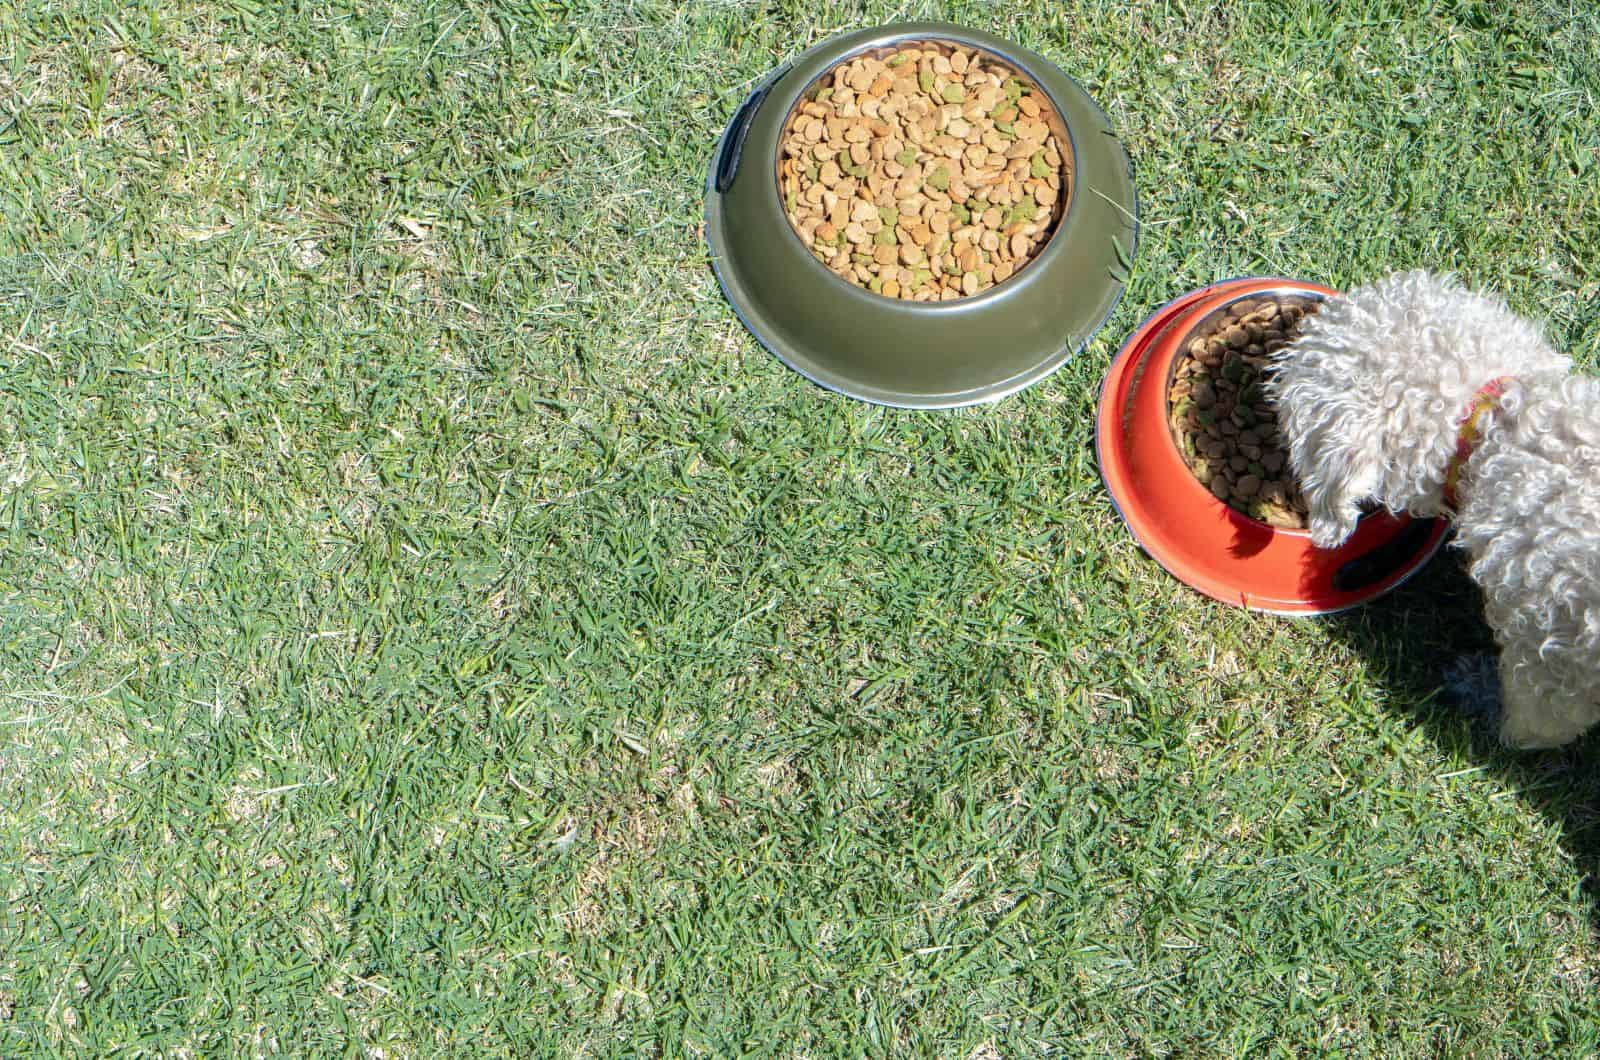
(1314, 542), (1600, 931)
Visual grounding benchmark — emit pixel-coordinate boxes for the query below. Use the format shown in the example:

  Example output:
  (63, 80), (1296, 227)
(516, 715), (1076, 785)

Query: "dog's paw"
(1443, 652), (1502, 725)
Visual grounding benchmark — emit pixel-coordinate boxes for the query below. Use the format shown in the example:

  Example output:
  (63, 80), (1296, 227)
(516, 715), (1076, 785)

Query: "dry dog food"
(778, 42), (1070, 301)
(1167, 296), (1322, 529)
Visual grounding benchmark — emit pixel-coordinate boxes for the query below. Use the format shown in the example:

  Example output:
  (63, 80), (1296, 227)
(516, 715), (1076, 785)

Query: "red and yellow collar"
(1442, 376), (1512, 512)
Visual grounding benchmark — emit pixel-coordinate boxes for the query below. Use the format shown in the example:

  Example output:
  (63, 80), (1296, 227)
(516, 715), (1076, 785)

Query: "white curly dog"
(1269, 270), (1600, 748)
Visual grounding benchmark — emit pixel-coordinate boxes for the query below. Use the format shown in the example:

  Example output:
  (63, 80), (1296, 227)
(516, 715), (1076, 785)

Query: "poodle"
(1268, 270), (1600, 748)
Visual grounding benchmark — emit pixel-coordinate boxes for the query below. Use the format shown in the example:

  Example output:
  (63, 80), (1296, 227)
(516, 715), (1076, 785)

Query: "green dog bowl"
(706, 22), (1138, 408)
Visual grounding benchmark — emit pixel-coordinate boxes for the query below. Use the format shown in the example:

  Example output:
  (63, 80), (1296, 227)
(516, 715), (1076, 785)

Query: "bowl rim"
(1095, 276), (1450, 614)
(705, 20), (1140, 408)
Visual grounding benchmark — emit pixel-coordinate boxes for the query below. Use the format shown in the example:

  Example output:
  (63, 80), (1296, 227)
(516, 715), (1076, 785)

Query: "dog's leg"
(1495, 644), (1591, 750)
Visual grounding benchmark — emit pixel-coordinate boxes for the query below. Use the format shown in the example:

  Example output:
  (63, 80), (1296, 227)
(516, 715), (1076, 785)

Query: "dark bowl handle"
(714, 80), (776, 194)
(1332, 517), (1443, 594)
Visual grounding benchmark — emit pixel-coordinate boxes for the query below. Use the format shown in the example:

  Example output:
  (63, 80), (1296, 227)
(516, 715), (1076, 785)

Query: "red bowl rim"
(1096, 277), (1449, 614)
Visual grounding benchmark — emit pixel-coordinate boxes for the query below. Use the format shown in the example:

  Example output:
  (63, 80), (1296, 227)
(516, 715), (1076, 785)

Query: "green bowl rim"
(705, 22), (1141, 408)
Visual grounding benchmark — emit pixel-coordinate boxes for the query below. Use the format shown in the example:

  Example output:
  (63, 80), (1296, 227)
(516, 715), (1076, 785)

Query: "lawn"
(2, 0), (1599, 1054)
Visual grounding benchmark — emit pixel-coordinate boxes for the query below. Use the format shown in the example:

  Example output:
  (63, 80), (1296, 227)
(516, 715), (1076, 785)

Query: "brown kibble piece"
(779, 43), (1070, 300)
(1167, 295), (1324, 529)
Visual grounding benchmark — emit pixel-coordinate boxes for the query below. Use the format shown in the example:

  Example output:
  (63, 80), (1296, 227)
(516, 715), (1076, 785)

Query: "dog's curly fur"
(1268, 270), (1600, 748)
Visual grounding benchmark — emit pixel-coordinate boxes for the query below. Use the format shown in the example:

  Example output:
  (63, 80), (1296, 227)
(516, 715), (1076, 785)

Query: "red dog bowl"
(1096, 277), (1449, 614)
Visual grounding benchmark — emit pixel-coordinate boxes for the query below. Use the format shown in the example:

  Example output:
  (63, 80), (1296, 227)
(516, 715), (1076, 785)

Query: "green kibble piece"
(847, 164), (867, 178)
(942, 83), (965, 103)
(887, 53), (909, 66)
(805, 163), (819, 181)
(868, 274), (885, 293)
(786, 191), (798, 213)
(928, 164), (950, 191)
(1197, 408), (1217, 426)
(1222, 358), (1245, 383)
(994, 120), (1015, 137)
(816, 87), (833, 102)
(919, 70), (935, 94)
(1005, 200), (1036, 227)
(878, 206), (899, 227)
(1248, 462), (1266, 478)
(874, 227), (897, 246)
(912, 267), (933, 288)
(1030, 151), (1050, 179)
(1004, 78), (1024, 103)
(895, 149), (917, 166)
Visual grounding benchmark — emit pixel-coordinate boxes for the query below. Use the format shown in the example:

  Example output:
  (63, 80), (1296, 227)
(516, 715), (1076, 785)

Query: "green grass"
(2, 0), (1599, 1053)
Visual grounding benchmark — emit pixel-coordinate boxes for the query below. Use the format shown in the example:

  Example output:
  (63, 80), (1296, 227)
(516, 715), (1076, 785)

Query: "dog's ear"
(1302, 447), (1380, 549)
(1271, 331), (1382, 549)
(1276, 408), (1381, 549)
(1307, 483), (1370, 548)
